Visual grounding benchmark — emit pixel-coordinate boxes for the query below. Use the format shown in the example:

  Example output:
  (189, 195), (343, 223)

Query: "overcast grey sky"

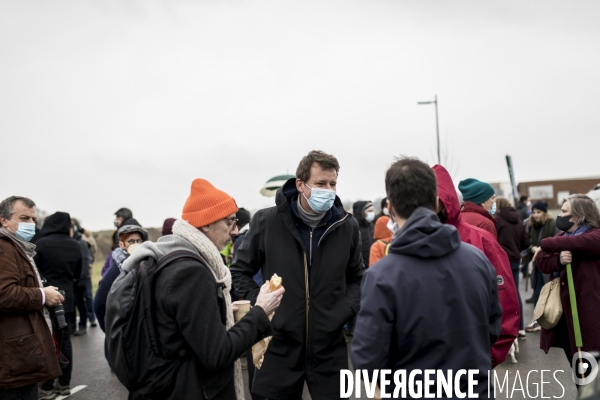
(2, 0), (599, 230)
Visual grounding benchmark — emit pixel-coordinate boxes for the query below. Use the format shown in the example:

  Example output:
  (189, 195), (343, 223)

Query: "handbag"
(533, 277), (563, 329)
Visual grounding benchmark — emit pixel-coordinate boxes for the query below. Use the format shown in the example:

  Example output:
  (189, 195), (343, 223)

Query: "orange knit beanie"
(182, 179), (238, 228)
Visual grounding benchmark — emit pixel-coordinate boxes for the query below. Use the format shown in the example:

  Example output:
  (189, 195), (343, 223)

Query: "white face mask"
(387, 218), (399, 234)
(382, 207), (389, 216)
(365, 211), (375, 223)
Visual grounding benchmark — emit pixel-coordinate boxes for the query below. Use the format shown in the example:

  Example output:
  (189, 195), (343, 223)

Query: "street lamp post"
(418, 95), (440, 165)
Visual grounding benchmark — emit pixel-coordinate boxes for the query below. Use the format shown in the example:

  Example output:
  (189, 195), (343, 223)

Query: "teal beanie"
(458, 178), (495, 205)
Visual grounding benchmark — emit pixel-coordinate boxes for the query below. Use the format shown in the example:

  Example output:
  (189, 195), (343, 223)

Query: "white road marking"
(55, 385), (88, 399)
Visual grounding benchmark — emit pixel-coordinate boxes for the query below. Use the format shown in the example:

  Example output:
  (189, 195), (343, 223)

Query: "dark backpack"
(105, 250), (221, 399)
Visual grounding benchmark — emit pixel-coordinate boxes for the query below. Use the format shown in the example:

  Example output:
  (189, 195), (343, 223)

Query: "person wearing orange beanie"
(110, 178), (285, 400)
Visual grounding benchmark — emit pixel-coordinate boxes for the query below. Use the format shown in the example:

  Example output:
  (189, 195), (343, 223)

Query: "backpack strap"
(154, 250), (227, 325)
(157, 250), (204, 271)
(385, 243), (390, 256)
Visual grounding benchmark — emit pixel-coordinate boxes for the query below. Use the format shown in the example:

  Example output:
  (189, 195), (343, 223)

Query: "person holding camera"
(0, 196), (63, 400)
(33, 211), (83, 399)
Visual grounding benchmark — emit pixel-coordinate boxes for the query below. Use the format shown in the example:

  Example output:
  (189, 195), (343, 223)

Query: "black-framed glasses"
(126, 239), (143, 245)
(223, 217), (238, 230)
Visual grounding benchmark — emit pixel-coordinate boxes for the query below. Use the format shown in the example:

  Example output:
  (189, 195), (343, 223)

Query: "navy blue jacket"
(93, 261), (120, 332)
(351, 207), (502, 398)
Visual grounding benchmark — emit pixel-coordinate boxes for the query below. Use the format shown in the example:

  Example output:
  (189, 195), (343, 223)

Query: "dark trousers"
(84, 277), (96, 323)
(531, 264), (548, 306)
(75, 283), (87, 329)
(510, 260), (524, 330)
(42, 324), (73, 389)
(0, 383), (38, 400)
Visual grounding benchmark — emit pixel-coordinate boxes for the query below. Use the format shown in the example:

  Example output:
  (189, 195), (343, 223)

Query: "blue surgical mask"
(10, 220), (36, 242)
(489, 203), (496, 216)
(303, 183), (336, 213)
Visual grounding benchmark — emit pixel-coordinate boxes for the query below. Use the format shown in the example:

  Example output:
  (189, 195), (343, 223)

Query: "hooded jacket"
(351, 207), (502, 397)
(369, 216), (392, 267)
(495, 207), (530, 262)
(461, 201), (498, 238)
(433, 165), (520, 367)
(33, 212), (83, 313)
(230, 178), (364, 400)
(515, 201), (530, 221)
(353, 200), (374, 267)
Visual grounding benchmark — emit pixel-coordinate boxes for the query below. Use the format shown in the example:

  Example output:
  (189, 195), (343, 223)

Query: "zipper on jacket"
(317, 214), (349, 248)
(303, 253), (310, 346)
(309, 229), (313, 265)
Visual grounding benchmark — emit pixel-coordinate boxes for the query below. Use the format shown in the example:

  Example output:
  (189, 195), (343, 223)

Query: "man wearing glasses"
(108, 178), (284, 399)
(112, 224), (149, 270)
(231, 150), (365, 400)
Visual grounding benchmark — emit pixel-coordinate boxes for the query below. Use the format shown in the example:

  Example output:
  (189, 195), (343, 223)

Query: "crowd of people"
(1, 150), (599, 400)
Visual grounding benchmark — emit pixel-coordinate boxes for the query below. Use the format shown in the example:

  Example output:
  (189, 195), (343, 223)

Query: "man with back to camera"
(352, 157), (502, 398)
(0, 196), (64, 400)
(231, 150), (364, 400)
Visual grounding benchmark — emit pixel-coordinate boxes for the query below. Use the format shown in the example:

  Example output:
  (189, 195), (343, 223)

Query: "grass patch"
(92, 259), (105, 296)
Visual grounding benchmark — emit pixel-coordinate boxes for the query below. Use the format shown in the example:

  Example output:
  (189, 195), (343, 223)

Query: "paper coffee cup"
(233, 300), (251, 322)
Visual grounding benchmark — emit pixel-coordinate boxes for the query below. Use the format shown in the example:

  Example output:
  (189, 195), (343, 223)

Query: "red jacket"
(461, 201), (498, 238)
(536, 228), (600, 355)
(434, 165), (520, 367)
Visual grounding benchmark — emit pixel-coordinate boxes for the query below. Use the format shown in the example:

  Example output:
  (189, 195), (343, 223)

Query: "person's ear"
(295, 178), (304, 193)
(200, 225), (210, 233)
(118, 241), (126, 249)
(386, 199), (395, 218)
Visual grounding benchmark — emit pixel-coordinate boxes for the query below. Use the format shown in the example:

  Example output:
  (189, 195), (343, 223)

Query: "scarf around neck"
(0, 228), (52, 331)
(296, 196), (325, 228)
(171, 219), (244, 400)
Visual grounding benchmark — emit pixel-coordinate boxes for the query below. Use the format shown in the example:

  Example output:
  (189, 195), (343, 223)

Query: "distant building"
(517, 176), (600, 208)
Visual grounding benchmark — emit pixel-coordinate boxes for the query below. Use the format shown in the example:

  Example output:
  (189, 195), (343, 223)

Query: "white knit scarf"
(172, 219), (244, 400)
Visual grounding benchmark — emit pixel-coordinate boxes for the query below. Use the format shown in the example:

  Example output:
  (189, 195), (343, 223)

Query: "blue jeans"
(510, 260), (524, 330)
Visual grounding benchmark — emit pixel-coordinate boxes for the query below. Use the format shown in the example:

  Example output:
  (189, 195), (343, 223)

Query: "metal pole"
(434, 95), (440, 165)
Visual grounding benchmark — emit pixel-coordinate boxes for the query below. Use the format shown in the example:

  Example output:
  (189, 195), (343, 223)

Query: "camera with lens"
(47, 289), (68, 330)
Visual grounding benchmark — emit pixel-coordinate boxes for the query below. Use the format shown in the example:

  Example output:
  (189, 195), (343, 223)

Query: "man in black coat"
(33, 211), (83, 398)
(352, 200), (374, 266)
(351, 158), (502, 399)
(231, 150), (365, 400)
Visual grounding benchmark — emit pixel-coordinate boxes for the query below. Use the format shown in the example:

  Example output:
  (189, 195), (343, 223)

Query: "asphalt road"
(66, 272), (578, 399)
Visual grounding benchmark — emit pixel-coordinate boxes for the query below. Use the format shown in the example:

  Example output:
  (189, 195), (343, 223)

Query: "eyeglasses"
(223, 217), (238, 230)
(126, 239), (143, 245)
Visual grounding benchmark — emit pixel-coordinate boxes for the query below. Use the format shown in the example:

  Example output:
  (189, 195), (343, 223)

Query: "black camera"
(47, 290), (67, 330)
